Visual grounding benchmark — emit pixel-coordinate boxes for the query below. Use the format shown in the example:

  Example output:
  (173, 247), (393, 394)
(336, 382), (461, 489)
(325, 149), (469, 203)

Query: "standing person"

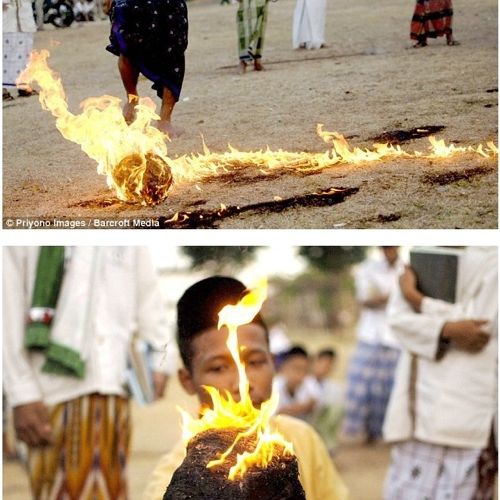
(237, 0), (268, 73)
(2, 392), (18, 461)
(410, 0), (458, 48)
(33, 0), (44, 30)
(74, 0), (96, 22)
(2, 0), (37, 101)
(105, 0), (188, 136)
(3, 247), (176, 499)
(292, 0), (327, 50)
(343, 247), (404, 443)
(383, 246), (497, 499)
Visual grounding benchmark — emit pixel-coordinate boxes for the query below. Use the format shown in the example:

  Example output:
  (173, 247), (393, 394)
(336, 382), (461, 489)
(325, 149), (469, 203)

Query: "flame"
(17, 50), (173, 205)
(179, 278), (293, 481)
(19, 51), (497, 206)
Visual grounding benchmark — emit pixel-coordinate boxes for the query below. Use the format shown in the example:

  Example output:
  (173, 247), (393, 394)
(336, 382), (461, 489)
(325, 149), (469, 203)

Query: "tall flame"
(179, 277), (293, 481)
(18, 50), (497, 206)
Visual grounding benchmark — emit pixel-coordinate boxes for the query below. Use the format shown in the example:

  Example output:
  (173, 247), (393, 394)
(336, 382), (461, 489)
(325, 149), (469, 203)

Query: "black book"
(409, 248), (462, 303)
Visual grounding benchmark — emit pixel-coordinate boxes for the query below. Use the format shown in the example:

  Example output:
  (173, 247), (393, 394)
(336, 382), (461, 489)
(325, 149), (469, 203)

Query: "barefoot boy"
(143, 276), (348, 500)
(105, 0), (188, 136)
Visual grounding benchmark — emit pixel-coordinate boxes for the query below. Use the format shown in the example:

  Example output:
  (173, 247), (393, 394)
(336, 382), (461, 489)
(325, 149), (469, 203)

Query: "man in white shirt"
(343, 247), (404, 443)
(383, 246), (497, 499)
(3, 247), (175, 499)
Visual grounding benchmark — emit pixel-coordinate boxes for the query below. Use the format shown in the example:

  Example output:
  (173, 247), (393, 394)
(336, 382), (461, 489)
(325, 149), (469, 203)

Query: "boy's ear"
(178, 367), (196, 395)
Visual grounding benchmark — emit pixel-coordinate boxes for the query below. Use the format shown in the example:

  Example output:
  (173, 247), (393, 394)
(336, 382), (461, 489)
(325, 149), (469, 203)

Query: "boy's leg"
(155, 87), (180, 137)
(118, 54), (140, 124)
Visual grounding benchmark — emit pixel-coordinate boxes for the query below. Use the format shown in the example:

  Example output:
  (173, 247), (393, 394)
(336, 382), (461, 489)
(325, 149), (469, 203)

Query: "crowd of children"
(274, 345), (344, 455)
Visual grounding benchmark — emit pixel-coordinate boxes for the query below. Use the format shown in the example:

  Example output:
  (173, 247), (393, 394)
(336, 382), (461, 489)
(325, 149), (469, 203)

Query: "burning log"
(112, 152), (173, 206)
(164, 427), (306, 500)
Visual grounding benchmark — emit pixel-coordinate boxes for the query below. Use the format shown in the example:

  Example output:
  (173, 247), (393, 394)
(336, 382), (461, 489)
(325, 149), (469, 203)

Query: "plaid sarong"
(28, 394), (131, 500)
(237, 0), (268, 61)
(411, 0), (453, 42)
(384, 440), (481, 500)
(343, 341), (400, 440)
(474, 429), (498, 500)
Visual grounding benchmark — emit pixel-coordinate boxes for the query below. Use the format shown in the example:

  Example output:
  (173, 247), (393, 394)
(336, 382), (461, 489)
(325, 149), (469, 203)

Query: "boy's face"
(178, 323), (274, 409)
(280, 355), (309, 391)
(382, 246), (399, 265)
(313, 355), (334, 380)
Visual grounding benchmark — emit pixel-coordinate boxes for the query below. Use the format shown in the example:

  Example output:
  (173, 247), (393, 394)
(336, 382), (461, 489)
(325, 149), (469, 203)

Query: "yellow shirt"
(143, 414), (348, 500)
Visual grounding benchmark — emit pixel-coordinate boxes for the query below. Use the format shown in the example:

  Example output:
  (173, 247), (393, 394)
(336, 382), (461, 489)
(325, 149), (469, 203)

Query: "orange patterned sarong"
(28, 394), (131, 500)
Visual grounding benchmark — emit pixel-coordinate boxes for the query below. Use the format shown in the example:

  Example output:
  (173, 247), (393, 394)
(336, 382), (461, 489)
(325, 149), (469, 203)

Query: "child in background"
(310, 349), (344, 454)
(274, 345), (322, 422)
(143, 276), (348, 500)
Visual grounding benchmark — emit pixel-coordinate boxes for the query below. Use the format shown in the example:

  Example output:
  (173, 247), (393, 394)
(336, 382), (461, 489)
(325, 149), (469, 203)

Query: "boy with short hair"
(143, 276), (348, 500)
(274, 345), (322, 421)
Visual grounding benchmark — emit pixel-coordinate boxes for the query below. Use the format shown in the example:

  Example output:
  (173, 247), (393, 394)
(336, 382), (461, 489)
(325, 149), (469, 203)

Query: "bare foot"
(446, 34), (460, 46)
(17, 87), (38, 97)
(239, 60), (247, 74)
(254, 59), (264, 71)
(123, 95), (139, 124)
(413, 40), (427, 48)
(154, 120), (183, 139)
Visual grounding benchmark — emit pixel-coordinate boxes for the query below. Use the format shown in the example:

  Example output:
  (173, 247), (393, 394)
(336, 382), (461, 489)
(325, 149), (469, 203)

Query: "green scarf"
(25, 247), (85, 379)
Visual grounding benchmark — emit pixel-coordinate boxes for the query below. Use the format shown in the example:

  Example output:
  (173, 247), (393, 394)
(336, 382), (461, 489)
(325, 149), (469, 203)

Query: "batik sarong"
(237, 0), (268, 62)
(343, 341), (400, 440)
(106, 0), (188, 100)
(410, 0), (453, 42)
(28, 394), (131, 500)
(384, 440), (481, 500)
(2, 32), (34, 88)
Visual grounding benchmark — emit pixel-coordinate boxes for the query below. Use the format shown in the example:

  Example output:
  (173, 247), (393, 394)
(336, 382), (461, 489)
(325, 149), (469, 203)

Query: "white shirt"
(3, 247), (176, 407)
(274, 374), (322, 418)
(316, 378), (344, 408)
(383, 247), (497, 449)
(354, 257), (404, 348)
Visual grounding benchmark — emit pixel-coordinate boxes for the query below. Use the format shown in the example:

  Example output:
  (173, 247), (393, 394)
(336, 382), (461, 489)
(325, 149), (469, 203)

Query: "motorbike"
(33, 0), (75, 28)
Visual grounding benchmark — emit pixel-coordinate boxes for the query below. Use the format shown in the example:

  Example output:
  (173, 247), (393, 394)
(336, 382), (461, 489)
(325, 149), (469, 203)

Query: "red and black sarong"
(410, 0), (453, 42)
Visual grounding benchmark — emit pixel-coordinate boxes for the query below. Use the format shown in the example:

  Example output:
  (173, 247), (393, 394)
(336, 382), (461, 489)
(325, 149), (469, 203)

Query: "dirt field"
(2, 0), (497, 228)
